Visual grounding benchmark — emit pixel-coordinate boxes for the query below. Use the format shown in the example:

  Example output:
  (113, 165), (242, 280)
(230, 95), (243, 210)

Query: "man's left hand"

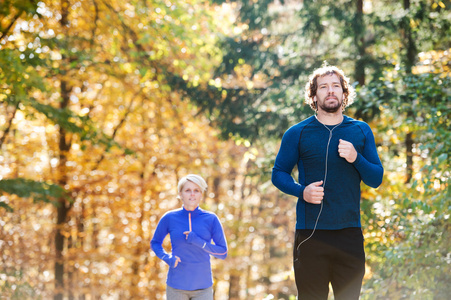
(338, 139), (357, 163)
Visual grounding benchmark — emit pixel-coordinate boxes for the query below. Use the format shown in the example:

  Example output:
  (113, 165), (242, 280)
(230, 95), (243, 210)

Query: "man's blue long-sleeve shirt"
(272, 115), (383, 230)
(151, 206), (227, 290)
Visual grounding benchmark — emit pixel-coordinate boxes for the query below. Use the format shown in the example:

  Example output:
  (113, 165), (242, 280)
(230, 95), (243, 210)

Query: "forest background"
(0, 0), (449, 299)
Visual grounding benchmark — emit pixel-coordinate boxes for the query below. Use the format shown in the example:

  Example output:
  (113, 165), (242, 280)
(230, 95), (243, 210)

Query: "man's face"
(314, 73), (344, 113)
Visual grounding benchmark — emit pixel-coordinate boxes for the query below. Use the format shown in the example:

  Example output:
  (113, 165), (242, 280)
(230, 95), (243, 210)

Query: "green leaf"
(0, 178), (70, 209)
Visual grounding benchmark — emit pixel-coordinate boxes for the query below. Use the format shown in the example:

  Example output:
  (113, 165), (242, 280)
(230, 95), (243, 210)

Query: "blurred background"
(0, 0), (449, 299)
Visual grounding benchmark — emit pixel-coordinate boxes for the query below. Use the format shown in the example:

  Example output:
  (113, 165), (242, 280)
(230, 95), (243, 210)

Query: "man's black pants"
(294, 228), (365, 300)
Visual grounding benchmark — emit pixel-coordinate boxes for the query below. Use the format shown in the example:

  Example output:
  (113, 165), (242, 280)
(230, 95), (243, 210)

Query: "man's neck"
(316, 111), (344, 125)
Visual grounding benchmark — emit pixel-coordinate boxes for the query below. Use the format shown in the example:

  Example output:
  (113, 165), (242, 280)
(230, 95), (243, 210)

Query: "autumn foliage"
(1, 0), (449, 299)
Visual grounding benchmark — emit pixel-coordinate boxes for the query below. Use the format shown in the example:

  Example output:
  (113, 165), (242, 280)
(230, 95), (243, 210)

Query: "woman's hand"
(174, 256), (181, 268)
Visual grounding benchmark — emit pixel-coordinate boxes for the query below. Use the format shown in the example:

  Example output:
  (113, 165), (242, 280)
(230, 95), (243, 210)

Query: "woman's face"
(179, 181), (203, 211)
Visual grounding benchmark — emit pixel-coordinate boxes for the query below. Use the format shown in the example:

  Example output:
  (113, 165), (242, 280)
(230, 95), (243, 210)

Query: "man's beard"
(319, 97), (342, 113)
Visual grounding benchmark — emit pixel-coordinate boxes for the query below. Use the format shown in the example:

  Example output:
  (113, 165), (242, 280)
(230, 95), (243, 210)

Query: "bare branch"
(90, 0), (100, 47)
(0, 10), (23, 43)
(0, 101), (19, 149)
(92, 88), (141, 170)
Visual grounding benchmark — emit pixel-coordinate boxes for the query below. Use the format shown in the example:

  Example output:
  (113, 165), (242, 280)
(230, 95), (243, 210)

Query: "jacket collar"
(182, 206), (201, 215)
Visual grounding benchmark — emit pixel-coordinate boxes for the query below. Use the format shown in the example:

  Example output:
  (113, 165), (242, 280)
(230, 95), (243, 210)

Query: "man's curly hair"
(304, 64), (356, 112)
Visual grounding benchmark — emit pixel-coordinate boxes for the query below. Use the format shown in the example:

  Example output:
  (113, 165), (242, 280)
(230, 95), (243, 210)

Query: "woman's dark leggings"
(293, 228), (366, 300)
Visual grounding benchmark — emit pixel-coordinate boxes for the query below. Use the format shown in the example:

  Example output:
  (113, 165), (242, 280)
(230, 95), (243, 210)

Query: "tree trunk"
(131, 167), (147, 297)
(354, 0), (366, 86)
(405, 131), (414, 183)
(228, 273), (241, 300)
(54, 92), (71, 300)
(54, 196), (69, 300)
(54, 1), (72, 299)
(402, 0), (416, 74)
(402, 0), (416, 184)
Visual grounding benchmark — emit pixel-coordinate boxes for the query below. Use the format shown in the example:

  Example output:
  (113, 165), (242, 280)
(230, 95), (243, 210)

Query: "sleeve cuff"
(186, 232), (207, 248)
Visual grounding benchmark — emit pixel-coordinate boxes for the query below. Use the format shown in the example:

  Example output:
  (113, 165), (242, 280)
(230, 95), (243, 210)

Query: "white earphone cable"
(295, 118), (343, 257)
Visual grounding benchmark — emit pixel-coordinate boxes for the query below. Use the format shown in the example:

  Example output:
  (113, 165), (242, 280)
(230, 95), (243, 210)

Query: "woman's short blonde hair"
(304, 64), (356, 111)
(177, 174), (208, 195)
